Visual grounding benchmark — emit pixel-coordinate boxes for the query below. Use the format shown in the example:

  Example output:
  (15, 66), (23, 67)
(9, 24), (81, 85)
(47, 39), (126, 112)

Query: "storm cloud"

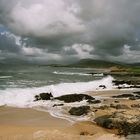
(0, 0), (140, 63)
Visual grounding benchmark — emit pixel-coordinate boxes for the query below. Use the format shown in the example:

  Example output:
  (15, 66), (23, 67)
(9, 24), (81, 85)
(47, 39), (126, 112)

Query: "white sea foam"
(0, 76), (114, 108)
(93, 73), (104, 77)
(53, 71), (90, 76)
(0, 76), (12, 79)
(32, 100), (94, 122)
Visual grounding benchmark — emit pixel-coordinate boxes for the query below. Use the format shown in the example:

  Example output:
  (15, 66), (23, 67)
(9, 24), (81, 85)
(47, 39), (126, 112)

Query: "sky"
(0, 0), (140, 64)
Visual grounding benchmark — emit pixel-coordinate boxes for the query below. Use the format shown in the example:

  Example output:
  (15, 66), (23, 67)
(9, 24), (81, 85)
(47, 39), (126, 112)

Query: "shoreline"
(0, 89), (140, 139)
(0, 90), (136, 140)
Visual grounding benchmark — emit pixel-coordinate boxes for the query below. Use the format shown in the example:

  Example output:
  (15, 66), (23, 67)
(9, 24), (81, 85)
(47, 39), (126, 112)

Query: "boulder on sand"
(69, 106), (90, 116)
(54, 94), (95, 103)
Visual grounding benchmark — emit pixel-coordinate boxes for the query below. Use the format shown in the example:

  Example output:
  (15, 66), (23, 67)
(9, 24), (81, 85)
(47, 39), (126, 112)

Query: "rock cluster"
(54, 94), (95, 103)
(94, 109), (140, 136)
(34, 93), (96, 103)
(112, 93), (140, 100)
(113, 80), (140, 89)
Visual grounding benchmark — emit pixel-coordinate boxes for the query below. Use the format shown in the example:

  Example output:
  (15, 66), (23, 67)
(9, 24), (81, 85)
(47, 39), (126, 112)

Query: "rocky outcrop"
(113, 80), (140, 86)
(34, 93), (53, 101)
(69, 106), (90, 116)
(94, 115), (114, 129)
(54, 94), (95, 103)
(112, 94), (134, 98)
(113, 80), (140, 89)
(94, 111), (140, 136)
(112, 93), (140, 100)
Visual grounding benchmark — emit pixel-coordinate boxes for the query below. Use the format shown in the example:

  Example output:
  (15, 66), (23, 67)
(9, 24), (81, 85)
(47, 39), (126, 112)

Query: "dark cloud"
(0, 0), (140, 63)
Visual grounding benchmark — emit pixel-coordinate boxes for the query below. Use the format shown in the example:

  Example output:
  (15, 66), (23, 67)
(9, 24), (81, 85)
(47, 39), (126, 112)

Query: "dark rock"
(115, 104), (130, 109)
(113, 80), (140, 86)
(94, 109), (98, 112)
(133, 91), (140, 95)
(130, 85), (140, 88)
(68, 106), (90, 116)
(99, 105), (110, 110)
(94, 115), (114, 129)
(112, 94), (134, 99)
(129, 95), (140, 100)
(135, 95), (140, 99)
(131, 104), (140, 108)
(99, 85), (106, 89)
(110, 104), (116, 108)
(113, 80), (140, 89)
(54, 94), (95, 103)
(129, 97), (137, 100)
(113, 80), (132, 86)
(34, 93), (53, 101)
(53, 104), (64, 107)
(94, 111), (140, 136)
(87, 100), (101, 104)
(114, 100), (119, 103)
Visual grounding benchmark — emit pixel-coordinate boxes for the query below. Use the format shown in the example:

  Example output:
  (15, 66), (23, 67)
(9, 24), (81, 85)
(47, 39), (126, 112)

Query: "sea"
(0, 64), (114, 108)
(0, 64), (116, 121)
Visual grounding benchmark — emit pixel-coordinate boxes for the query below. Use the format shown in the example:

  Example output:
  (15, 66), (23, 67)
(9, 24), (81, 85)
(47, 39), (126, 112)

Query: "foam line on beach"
(0, 76), (114, 107)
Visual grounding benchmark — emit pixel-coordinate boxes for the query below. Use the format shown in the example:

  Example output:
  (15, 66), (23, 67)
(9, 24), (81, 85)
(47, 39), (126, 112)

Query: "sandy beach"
(0, 105), (125, 140)
(1, 88), (137, 140)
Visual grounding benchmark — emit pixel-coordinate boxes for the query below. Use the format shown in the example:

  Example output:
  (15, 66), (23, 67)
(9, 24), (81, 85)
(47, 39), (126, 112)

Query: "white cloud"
(7, 0), (85, 37)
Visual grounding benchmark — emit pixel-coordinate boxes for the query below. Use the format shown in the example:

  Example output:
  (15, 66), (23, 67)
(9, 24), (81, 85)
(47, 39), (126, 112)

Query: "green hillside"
(69, 59), (126, 68)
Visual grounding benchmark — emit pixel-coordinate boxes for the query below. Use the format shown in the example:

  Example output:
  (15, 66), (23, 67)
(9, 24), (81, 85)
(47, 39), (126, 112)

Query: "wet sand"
(0, 106), (125, 140)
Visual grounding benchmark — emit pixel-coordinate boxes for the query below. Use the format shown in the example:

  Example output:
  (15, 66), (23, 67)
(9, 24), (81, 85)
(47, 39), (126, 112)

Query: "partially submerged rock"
(54, 94), (95, 103)
(34, 93), (53, 101)
(53, 104), (64, 107)
(99, 85), (106, 89)
(112, 94), (134, 99)
(133, 91), (140, 95)
(87, 100), (101, 104)
(113, 80), (140, 86)
(69, 106), (90, 116)
(129, 96), (140, 100)
(113, 80), (140, 89)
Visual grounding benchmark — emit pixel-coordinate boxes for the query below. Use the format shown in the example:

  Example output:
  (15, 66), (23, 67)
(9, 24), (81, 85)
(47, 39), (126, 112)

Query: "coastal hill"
(69, 59), (127, 68)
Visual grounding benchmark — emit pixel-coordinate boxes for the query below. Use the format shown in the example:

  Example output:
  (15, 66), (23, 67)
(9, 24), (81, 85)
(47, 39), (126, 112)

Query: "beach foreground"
(0, 107), (125, 140)
(1, 90), (139, 139)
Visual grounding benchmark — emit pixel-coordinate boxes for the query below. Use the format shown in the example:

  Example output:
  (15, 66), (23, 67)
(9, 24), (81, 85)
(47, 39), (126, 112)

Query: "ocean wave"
(53, 71), (91, 76)
(0, 76), (114, 108)
(0, 76), (12, 79)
